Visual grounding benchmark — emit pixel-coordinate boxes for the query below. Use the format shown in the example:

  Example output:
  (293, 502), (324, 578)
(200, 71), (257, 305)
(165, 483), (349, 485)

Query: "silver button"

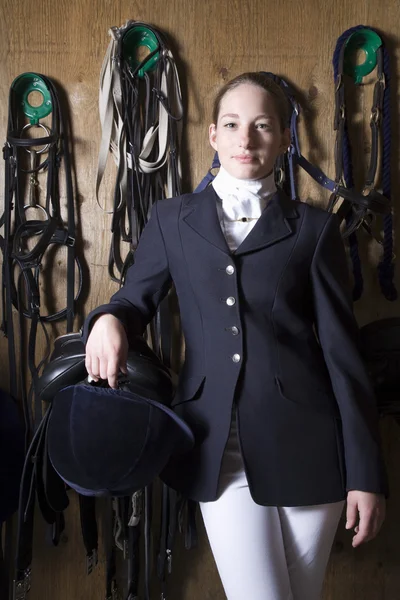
(226, 296), (236, 306)
(226, 265), (235, 275)
(232, 354), (241, 363)
(231, 326), (239, 335)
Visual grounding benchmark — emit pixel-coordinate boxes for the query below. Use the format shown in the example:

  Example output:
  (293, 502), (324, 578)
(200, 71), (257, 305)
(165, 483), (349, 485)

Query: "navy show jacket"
(83, 186), (388, 506)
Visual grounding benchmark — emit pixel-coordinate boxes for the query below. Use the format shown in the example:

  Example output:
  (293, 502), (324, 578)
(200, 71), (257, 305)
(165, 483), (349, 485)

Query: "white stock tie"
(212, 167), (276, 251)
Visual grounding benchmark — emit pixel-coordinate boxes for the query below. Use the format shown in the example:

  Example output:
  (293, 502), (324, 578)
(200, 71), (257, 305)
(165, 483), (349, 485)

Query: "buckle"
(166, 548), (172, 574)
(362, 184), (377, 198)
(128, 489), (142, 527)
(3, 142), (12, 161)
(65, 234), (75, 247)
(86, 549), (98, 575)
(30, 299), (40, 314)
(291, 100), (299, 116)
(275, 167), (285, 185)
(13, 569), (32, 600)
(370, 107), (380, 124)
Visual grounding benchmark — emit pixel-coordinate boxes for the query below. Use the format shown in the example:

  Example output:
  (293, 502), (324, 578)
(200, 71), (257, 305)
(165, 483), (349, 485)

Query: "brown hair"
(212, 72), (290, 132)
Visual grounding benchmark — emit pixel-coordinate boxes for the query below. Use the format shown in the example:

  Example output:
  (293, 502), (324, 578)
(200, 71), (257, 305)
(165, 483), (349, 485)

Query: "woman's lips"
(233, 155), (256, 163)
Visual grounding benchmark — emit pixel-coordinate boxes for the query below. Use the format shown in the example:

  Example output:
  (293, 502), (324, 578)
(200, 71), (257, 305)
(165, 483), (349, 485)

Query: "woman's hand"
(85, 314), (129, 388)
(345, 490), (386, 547)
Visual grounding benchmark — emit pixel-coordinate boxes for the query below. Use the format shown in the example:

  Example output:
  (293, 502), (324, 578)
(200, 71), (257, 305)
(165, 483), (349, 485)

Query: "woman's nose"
(239, 128), (253, 148)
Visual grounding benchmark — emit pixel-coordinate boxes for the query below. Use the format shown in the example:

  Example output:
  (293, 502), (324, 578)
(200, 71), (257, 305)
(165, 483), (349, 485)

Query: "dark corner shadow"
(158, 26), (204, 194)
(50, 77), (91, 334)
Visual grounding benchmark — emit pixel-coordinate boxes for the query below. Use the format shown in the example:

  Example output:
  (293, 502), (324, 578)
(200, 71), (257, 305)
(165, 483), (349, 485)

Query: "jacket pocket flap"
(172, 375), (205, 406)
(275, 376), (340, 417)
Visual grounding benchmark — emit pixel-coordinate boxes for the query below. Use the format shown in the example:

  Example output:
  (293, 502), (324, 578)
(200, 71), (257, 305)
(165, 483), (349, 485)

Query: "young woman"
(84, 72), (387, 600)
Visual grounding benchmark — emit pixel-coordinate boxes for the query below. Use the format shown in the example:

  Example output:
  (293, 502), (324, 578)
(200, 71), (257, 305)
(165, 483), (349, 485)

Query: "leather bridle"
(1, 73), (83, 443)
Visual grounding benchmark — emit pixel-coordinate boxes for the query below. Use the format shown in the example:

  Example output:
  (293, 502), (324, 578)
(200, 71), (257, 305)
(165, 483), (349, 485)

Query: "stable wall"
(1, 0), (400, 598)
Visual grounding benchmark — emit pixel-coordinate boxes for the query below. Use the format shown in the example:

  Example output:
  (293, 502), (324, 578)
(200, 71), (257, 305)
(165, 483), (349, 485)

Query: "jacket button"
(226, 296), (236, 306)
(231, 326), (239, 335)
(232, 354), (241, 363)
(226, 265), (235, 275)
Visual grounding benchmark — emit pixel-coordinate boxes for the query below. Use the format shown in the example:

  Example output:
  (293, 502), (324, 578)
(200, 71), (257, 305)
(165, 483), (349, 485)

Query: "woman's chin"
(224, 162), (270, 181)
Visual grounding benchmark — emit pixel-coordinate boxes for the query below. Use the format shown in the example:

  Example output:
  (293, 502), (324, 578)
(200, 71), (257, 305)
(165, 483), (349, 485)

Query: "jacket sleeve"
(310, 212), (388, 496)
(82, 201), (172, 344)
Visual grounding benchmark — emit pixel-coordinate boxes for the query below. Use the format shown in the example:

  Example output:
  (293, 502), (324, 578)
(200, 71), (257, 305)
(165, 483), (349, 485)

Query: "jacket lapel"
(234, 190), (299, 256)
(182, 186), (230, 254)
(182, 187), (299, 255)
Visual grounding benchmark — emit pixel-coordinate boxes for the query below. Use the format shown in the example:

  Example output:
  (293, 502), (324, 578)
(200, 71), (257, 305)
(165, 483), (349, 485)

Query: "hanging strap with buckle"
(96, 20), (183, 285)
(1, 72), (83, 441)
(330, 25), (396, 301)
(1, 72), (81, 600)
(157, 485), (181, 600)
(13, 405), (69, 600)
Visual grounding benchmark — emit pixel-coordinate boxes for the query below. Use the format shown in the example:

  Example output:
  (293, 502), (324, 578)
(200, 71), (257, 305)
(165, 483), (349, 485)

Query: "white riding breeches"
(199, 413), (345, 600)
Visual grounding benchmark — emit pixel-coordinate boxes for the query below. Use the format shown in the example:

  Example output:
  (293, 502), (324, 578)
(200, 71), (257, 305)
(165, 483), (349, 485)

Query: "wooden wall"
(1, 0), (400, 598)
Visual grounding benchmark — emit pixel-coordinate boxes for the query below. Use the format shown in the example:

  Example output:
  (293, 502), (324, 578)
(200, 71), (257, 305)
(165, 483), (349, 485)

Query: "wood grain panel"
(1, 0), (399, 598)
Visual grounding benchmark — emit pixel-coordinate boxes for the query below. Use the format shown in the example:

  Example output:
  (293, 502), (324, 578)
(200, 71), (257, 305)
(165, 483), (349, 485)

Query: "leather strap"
(78, 496), (99, 575)
(157, 485), (180, 599)
(0, 520), (13, 600)
(103, 498), (119, 600)
(3, 75), (82, 597)
(330, 39), (388, 232)
(13, 406), (69, 600)
(96, 20), (183, 284)
(1, 73), (83, 441)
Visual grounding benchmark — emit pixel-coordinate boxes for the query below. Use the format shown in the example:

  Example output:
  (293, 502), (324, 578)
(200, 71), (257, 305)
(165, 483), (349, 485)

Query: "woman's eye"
(224, 122), (236, 128)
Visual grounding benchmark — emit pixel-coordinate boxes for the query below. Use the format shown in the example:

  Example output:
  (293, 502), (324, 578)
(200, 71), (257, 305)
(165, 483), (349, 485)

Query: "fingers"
(346, 493), (386, 548)
(351, 512), (383, 547)
(345, 500), (358, 531)
(119, 361), (128, 375)
(85, 354), (99, 382)
(85, 314), (129, 388)
(351, 506), (374, 547)
(104, 355), (120, 390)
(86, 354), (124, 388)
(86, 352), (124, 389)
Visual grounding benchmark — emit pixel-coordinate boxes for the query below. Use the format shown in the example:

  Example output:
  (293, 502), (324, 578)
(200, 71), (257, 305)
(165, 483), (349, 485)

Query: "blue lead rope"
(194, 152), (220, 193)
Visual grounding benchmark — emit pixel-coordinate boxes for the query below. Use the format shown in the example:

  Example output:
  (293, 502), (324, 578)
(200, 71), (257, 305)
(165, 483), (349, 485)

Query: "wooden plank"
(0, 1), (399, 598)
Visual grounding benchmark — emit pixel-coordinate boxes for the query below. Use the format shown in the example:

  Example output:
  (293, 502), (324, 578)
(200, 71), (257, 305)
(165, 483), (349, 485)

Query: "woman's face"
(209, 83), (290, 180)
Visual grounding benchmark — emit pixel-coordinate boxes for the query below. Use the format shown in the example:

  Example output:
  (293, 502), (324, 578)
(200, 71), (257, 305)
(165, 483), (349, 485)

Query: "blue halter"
(196, 57), (396, 302)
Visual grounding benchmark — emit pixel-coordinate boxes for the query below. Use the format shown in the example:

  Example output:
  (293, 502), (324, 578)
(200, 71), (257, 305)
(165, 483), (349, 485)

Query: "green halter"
(11, 72), (52, 125)
(343, 28), (383, 84)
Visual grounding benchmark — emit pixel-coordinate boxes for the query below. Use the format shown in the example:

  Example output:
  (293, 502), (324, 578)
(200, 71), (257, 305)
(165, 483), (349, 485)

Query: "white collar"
(212, 166), (276, 200)
(212, 166), (277, 221)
